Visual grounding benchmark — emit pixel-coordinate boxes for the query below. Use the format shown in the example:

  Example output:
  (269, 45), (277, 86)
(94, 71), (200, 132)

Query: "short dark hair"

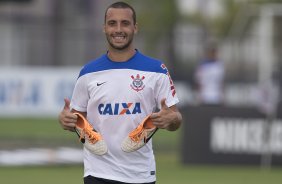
(104, 1), (136, 25)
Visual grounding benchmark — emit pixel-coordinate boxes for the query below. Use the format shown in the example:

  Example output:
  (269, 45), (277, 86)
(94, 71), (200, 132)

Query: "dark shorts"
(84, 175), (156, 184)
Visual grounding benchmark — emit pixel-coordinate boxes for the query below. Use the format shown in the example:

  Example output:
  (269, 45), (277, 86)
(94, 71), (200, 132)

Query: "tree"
(126, 0), (180, 74)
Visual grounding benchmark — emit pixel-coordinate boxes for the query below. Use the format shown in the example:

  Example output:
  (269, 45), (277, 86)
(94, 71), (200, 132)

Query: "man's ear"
(134, 23), (138, 34)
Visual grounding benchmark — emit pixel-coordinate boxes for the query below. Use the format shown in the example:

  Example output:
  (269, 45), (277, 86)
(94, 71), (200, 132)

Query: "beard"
(106, 32), (134, 50)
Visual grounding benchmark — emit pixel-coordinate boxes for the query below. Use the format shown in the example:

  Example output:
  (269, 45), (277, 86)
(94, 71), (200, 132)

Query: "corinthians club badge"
(130, 74), (145, 92)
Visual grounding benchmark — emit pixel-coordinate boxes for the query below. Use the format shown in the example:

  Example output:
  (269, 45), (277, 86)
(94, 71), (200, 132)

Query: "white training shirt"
(70, 50), (179, 183)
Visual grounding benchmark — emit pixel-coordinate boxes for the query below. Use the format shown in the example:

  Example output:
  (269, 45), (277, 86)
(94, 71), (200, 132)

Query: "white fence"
(0, 67), (80, 117)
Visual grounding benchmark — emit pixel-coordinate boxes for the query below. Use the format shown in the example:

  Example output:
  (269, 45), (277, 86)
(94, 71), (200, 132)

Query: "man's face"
(104, 8), (137, 51)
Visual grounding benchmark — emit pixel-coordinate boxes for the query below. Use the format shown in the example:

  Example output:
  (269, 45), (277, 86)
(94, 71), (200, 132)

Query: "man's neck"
(107, 47), (136, 62)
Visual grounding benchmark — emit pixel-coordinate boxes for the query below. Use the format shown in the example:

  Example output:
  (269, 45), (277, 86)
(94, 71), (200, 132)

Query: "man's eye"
(108, 21), (116, 26)
(122, 21), (130, 26)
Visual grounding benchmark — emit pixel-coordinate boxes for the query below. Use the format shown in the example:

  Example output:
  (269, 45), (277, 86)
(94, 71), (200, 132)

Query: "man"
(58, 2), (182, 184)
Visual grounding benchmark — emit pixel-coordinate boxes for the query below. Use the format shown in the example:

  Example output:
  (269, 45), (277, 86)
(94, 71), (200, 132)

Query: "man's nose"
(116, 23), (123, 32)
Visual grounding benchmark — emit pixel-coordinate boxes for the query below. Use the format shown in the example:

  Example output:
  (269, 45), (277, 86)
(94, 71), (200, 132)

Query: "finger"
(152, 121), (166, 129)
(61, 115), (76, 128)
(64, 117), (77, 124)
(66, 113), (78, 121)
(59, 111), (77, 126)
(160, 98), (168, 110)
(152, 119), (162, 125)
(62, 123), (76, 131)
(150, 112), (161, 120)
(150, 113), (157, 119)
(60, 110), (77, 121)
(150, 116), (163, 125)
(63, 98), (71, 111)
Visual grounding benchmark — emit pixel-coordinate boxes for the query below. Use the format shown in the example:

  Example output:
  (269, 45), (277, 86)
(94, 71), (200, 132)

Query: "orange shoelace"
(74, 113), (102, 144)
(80, 126), (102, 144)
(129, 123), (146, 142)
(129, 116), (155, 142)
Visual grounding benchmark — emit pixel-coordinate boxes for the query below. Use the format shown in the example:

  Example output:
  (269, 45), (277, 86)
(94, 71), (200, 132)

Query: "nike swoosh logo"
(97, 82), (106, 86)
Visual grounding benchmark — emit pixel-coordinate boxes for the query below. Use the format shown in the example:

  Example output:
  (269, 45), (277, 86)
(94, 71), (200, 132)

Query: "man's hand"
(58, 98), (77, 132)
(150, 99), (182, 131)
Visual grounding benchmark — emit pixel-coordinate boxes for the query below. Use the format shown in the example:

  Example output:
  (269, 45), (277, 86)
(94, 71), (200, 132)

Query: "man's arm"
(150, 99), (182, 131)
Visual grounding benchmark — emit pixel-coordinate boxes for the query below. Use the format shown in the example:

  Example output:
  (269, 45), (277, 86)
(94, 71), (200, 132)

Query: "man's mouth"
(112, 35), (126, 42)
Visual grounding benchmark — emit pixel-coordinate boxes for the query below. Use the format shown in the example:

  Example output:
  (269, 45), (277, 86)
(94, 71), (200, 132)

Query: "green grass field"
(1, 153), (282, 184)
(1, 118), (282, 184)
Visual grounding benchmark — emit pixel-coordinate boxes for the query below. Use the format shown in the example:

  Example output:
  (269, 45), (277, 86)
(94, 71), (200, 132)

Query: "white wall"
(0, 67), (80, 117)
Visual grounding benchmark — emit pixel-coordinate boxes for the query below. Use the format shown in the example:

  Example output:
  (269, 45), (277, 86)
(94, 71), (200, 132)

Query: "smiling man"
(104, 6), (137, 51)
(58, 2), (182, 184)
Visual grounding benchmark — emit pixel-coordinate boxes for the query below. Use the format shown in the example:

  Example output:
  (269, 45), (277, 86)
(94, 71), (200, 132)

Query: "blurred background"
(0, 0), (282, 184)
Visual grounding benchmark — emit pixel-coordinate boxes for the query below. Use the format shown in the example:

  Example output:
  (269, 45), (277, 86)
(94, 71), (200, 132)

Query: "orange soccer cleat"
(121, 115), (158, 152)
(74, 112), (107, 155)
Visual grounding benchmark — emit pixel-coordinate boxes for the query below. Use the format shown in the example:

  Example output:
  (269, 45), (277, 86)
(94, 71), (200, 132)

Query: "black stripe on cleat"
(75, 128), (85, 143)
(145, 128), (158, 143)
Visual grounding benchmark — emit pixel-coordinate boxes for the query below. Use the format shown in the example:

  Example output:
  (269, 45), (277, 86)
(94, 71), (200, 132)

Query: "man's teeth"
(114, 36), (125, 40)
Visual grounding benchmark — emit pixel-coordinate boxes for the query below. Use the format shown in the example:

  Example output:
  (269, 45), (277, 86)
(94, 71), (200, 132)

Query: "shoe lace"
(74, 112), (102, 144)
(129, 124), (147, 142)
(80, 125), (102, 144)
